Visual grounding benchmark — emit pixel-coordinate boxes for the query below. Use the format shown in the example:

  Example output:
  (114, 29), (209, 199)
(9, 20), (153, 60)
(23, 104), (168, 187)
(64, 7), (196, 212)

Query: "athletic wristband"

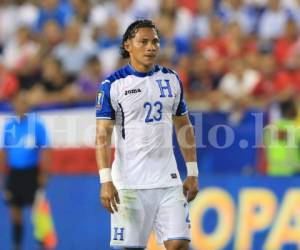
(186, 162), (199, 177)
(99, 168), (112, 183)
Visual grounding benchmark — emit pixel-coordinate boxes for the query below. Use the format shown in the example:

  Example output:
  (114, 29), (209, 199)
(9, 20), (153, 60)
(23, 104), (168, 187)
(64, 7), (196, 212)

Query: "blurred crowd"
(1, 0), (300, 111)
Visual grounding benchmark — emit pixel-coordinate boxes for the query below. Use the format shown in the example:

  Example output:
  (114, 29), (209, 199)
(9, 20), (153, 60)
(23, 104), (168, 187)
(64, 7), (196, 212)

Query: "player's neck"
(129, 61), (154, 73)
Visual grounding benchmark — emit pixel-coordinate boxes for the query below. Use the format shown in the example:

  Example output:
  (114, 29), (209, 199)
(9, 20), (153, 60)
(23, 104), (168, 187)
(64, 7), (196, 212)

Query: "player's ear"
(124, 40), (131, 54)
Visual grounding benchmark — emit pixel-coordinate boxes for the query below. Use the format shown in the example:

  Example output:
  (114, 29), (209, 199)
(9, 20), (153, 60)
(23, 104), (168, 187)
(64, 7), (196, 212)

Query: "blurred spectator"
(133, 0), (160, 18)
(2, 26), (39, 72)
(0, 58), (20, 101)
(69, 0), (96, 46)
(70, 0), (91, 24)
(0, 0), (37, 51)
(196, 16), (227, 59)
(264, 98), (300, 175)
(34, 0), (71, 33)
(0, 0), (17, 51)
(29, 57), (77, 105)
(52, 20), (96, 79)
(223, 21), (245, 58)
(89, 1), (110, 29)
(178, 0), (198, 14)
(158, 0), (194, 38)
(186, 52), (224, 109)
(258, 0), (289, 40)
(91, 0), (147, 37)
(187, 53), (220, 94)
(251, 52), (277, 102)
(75, 56), (102, 102)
(274, 19), (300, 67)
(96, 17), (121, 75)
(252, 52), (294, 104)
(155, 14), (191, 64)
(196, 16), (227, 82)
(219, 57), (260, 116)
(219, 0), (259, 34)
(286, 0), (300, 30)
(15, 0), (38, 28)
(37, 20), (63, 60)
(193, 0), (216, 39)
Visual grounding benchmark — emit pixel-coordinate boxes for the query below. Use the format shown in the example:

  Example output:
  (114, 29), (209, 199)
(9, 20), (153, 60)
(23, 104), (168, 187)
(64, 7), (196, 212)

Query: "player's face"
(125, 27), (160, 72)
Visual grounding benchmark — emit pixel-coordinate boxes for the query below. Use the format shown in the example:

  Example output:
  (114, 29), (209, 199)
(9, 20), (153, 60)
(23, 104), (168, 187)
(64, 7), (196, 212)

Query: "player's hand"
(100, 182), (120, 213)
(183, 176), (199, 202)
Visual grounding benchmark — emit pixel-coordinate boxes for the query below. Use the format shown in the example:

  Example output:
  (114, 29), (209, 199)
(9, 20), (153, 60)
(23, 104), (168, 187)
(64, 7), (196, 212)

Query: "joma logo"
(125, 88), (142, 95)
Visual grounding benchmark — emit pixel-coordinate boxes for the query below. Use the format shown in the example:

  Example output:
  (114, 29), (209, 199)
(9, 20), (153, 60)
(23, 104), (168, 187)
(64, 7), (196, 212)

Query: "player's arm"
(38, 148), (51, 187)
(96, 119), (119, 213)
(173, 114), (199, 202)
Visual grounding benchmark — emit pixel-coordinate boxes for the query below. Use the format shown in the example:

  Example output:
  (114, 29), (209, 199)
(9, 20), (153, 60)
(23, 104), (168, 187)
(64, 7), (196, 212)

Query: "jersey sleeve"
(173, 75), (188, 116)
(95, 80), (116, 120)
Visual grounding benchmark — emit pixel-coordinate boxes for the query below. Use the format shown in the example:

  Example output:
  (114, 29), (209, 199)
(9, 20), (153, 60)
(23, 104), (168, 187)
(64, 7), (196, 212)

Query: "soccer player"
(95, 19), (198, 250)
(0, 91), (51, 250)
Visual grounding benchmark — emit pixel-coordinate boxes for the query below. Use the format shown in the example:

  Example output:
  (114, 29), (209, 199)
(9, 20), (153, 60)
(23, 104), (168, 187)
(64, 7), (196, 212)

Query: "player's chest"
(116, 78), (177, 114)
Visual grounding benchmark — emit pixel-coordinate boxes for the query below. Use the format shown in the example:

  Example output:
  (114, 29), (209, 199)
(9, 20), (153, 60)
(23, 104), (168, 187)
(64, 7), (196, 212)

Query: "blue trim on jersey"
(118, 103), (125, 139)
(127, 64), (160, 77)
(175, 75), (188, 116)
(106, 64), (161, 84)
(96, 79), (115, 119)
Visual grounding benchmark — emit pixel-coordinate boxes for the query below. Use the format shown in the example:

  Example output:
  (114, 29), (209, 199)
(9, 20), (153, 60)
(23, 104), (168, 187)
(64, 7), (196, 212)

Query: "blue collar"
(126, 64), (159, 77)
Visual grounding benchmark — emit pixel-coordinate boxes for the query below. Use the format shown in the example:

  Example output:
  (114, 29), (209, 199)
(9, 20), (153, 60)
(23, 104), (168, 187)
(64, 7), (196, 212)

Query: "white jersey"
(96, 64), (188, 189)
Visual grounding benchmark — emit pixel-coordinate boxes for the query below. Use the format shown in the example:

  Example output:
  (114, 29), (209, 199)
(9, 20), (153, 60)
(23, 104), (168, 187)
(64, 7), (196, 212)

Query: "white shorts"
(110, 186), (190, 249)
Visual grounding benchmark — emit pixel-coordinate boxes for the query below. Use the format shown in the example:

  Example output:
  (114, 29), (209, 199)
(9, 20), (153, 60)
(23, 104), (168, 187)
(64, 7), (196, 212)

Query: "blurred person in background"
(34, 0), (71, 33)
(219, 0), (259, 35)
(96, 19), (198, 250)
(69, 0), (96, 46)
(70, 0), (91, 24)
(219, 57), (260, 122)
(274, 18), (300, 67)
(0, 57), (20, 102)
(75, 55), (102, 102)
(252, 51), (296, 104)
(258, 0), (289, 41)
(286, 0), (300, 30)
(193, 0), (216, 39)
(155, 13), (191, 64)
(37, 20), (63, 61)
(52, 20), (96, 80)
(264, 98), (300, 176)
(1, 25), (41, 92)
(196, 16), (227, 76)
(0, 0), (38, 53)
(0, 90), (51, 250)
(96, 17), (122, 75)
(2, 26), (39, 72)
(29, 56), (77, 105)
(186, 52), (222, 108)
(223, 21), (247, 58)
(158, 0), (194, 39)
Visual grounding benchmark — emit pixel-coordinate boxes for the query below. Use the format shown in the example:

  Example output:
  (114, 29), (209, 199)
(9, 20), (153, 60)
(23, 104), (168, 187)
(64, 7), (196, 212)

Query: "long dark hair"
(120, 19), (159, 59)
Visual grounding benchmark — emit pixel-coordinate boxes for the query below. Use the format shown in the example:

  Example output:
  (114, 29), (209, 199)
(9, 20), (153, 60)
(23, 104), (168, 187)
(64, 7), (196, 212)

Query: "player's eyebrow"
(139, 37), (160, 42)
